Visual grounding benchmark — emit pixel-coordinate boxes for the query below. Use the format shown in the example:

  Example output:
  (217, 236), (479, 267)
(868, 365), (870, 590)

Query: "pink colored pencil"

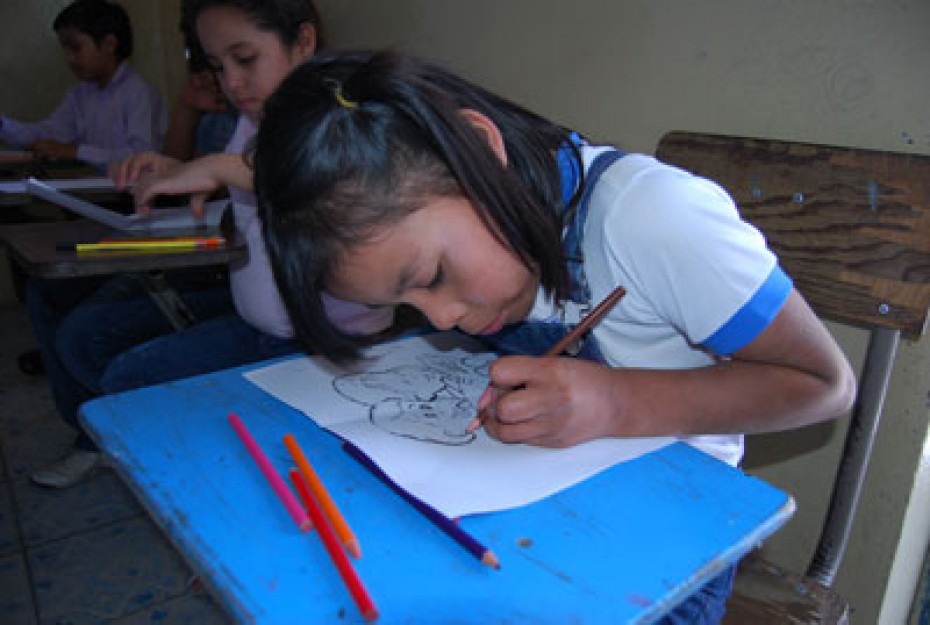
(227, 413), (311, 532)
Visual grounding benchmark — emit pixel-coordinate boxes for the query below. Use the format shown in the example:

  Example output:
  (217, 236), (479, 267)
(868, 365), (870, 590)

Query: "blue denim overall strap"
(481, 146), (624, 360)
(562, 149), (625, 305)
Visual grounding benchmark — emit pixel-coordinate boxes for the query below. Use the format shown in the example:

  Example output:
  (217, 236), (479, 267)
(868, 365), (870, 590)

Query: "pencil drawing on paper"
(333, 352), (493, 445)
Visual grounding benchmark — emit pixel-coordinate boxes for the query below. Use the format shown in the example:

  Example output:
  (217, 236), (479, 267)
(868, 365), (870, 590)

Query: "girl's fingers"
(189, 193), (207, 219)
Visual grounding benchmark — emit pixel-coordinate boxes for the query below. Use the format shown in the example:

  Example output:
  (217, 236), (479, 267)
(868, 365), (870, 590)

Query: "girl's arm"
(128, 152), (253, 216)
(481, 288), (856, 448)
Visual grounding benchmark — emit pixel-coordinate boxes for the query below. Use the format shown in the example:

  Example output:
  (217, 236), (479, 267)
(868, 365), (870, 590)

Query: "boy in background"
(0, 0), (166, 171)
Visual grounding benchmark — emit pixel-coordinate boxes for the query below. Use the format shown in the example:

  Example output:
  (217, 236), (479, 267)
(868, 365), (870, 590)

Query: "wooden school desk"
(80, 358), (795, 624)
(0, 216), (244, 329)
(0, 218), (242, 279)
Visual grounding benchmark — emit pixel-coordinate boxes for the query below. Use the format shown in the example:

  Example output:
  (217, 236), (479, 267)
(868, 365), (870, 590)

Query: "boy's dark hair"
(181, 0), (324, 62)
(254, 50), (582, 362)
(53, 0), (134, 60)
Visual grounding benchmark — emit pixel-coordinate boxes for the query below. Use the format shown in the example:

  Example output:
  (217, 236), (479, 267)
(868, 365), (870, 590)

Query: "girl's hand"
(123, 153), (252, 216)
(479, 356), (625, 448)
(129, 156), (225, 218)
(109, 152), (181, 196)
(182, 70), (228, 113)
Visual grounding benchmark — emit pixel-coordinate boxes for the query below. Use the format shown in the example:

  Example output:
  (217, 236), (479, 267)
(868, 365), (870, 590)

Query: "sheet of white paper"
(0, 177), (115, 194)
(245, 332), (672, 518)
(25, 177), (226, 231)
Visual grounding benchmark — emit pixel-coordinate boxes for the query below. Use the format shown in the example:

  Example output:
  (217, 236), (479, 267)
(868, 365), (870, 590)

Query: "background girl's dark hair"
(254, 50), (584, 362)
(53, 0), (134, 60)
(180, 0), (324, 57)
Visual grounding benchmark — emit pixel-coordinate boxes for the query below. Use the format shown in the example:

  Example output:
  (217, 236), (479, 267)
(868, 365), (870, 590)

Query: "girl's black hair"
(181, 0), (324, 54)
(254, 50), (584, 362)
(53, 0), (134, 60)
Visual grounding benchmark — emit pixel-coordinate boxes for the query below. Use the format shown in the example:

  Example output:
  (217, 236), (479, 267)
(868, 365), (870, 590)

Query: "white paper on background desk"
(245, 331), (672, 518)
(26, 177), (226, 231)
(0, 176), (115, 195)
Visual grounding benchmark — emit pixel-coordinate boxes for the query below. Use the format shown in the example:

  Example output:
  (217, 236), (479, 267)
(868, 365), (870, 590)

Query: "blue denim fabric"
(99, 312), (300, 393)
(655, 564), (736, 625)
(25, 276), (109, 449)
(194, 110), (238, 155)
(29, 271), (235, 450)
(55, 273), (234, 394)
(480, 319), (604, 361)
(561, 149), (624, 305)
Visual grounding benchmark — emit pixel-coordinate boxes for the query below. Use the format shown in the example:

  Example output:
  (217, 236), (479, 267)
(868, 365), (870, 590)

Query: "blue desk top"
(81, 360), (793, 624)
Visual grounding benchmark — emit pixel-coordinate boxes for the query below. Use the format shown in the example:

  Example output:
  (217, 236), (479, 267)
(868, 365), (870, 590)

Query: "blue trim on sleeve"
(702, 266), (793, 355)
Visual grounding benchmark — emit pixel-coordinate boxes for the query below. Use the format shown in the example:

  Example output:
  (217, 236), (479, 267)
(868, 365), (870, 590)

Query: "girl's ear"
(460, 109), (508, 166)
(294, 22), (318, 61)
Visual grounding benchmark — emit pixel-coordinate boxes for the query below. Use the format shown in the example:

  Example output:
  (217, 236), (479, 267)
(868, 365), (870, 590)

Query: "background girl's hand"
(129, 156), (224, 218)
(182, 70), (229, 113)
(480, 355), (626, 447)
(109, 152), (181, 199)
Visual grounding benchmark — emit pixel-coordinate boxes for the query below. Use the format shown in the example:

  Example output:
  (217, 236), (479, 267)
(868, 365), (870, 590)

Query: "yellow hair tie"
(333, 85), (358, 110)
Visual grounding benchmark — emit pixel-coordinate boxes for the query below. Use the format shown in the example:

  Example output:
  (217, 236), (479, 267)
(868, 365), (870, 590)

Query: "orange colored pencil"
(289, 469), (379, 622)
(283, 433), (362, 558)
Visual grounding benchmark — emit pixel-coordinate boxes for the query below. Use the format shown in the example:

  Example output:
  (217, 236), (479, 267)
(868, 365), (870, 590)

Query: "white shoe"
(30, 450), (102, 488)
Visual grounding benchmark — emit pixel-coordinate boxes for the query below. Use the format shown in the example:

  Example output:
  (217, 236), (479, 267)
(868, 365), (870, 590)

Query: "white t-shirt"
(529, 146), (791, 466)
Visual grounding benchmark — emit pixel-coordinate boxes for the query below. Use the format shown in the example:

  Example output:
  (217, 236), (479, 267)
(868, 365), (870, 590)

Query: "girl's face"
(196, 6), (315, 122)
(326, 195), (540, 336)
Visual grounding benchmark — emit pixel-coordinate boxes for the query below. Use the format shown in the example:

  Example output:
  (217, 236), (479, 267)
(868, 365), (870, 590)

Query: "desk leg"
(135, 272), (197, 331)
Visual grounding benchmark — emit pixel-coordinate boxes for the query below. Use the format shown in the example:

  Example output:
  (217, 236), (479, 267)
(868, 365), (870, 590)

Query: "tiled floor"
(0, 303), (231, 624)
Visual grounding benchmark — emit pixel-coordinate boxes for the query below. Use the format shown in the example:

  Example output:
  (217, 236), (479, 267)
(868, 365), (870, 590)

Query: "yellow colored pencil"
(283, 434), (362, 559)
(72, 236), (224, 253)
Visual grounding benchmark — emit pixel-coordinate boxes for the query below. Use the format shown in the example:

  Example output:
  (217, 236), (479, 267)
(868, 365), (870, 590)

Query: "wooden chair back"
(656, 131), (930, 623)
(656, 131), (929, 338)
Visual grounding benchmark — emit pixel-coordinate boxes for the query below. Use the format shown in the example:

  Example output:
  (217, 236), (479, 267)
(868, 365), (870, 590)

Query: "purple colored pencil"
(342, 440), (500, 570)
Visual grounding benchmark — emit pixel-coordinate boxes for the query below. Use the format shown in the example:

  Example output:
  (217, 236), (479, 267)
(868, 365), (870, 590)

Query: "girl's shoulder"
(582, 148), (730, 209)
(583, 148), (740, 245)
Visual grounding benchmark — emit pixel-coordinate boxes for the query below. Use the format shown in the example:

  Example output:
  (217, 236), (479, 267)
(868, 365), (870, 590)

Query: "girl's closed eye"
(234, 54), (258, 67)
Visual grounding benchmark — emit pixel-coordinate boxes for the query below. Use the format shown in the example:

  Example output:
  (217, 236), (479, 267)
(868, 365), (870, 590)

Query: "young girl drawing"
(244, 50), (856, 622)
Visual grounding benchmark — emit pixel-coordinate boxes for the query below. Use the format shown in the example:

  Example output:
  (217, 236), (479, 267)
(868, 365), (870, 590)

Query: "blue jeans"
(56, 273), (234, 396)
(25, 276), (109, 449)
(97, 312), (301, 393)
(32, 272), (234, 449)
(655, 564), (736, 624)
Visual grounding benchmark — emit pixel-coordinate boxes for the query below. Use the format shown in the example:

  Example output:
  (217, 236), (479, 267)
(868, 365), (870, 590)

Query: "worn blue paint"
(80, 358), (793, 624)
